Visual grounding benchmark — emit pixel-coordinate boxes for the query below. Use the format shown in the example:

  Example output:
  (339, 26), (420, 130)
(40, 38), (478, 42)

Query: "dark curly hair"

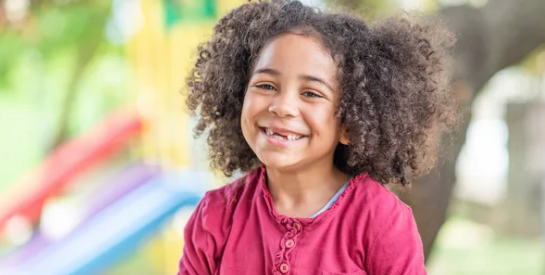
(185, 0), (457, 186)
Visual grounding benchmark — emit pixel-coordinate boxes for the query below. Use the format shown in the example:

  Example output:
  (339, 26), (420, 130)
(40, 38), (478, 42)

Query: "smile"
(260, 127), (305, 141)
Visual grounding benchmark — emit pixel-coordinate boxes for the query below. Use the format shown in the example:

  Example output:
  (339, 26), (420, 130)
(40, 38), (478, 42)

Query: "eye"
(302, 91), (322, 98)
(256, 84), (276, 91)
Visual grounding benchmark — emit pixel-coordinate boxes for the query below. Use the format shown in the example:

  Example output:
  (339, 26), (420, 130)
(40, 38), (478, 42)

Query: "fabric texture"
(178, 166), (427, 275)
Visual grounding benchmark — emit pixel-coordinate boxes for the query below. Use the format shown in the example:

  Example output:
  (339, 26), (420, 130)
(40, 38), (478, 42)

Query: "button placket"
(273, 220), (303, 274)
(292, 222), (301, 232)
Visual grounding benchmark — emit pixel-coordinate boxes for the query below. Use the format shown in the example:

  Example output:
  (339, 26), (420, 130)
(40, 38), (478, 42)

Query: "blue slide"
(2, 169), (211, 275)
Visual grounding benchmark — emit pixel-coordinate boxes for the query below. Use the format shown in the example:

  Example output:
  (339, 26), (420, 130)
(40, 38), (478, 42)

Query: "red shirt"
(178, 166), (427, 275)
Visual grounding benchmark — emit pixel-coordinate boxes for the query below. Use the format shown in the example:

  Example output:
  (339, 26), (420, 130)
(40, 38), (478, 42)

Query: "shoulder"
(350, 174), (416, 239)
(195, 167), (262, 227)
(184, 168), (262, 255)
(353, 173), (412, 214)
(353, 176), (426, 273)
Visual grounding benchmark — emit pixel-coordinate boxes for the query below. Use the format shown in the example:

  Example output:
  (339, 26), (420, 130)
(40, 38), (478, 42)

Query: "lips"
(260, 126), (306, 141)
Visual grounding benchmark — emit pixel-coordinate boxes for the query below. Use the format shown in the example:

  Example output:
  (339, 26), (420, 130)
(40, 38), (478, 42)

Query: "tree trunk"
(502, 102), (545, 237)
(406, 0), (545, 260)
(333, 0), (545, 259)
(48, 11), (109, 151)
(49, 44), (98, 150)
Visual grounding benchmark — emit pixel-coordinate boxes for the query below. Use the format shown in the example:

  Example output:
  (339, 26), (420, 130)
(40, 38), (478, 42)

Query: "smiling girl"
(178, 1), (457, 274)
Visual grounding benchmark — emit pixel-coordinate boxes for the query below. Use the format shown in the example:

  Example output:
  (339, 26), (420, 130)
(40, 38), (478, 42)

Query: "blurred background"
(0, 0), (543, 274)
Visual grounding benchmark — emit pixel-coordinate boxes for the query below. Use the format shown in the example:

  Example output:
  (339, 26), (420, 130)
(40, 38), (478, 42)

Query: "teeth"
(264, 128), (302, 141)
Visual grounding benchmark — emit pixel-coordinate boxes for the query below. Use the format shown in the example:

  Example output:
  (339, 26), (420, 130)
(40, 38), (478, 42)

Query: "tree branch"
(441, 0), (545, 94)
(409, 0), (545, 260)
(48, 8), (110, 150)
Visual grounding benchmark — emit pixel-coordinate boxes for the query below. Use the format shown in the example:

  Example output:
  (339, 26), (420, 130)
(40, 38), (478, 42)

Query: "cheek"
(241, 93), (261, 133)
(306, 106), (339, 139)
(242, 92), (268, 117)
(241, 98), (252, 133)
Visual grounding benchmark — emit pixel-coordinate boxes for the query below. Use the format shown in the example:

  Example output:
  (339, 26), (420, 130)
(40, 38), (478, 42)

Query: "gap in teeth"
(265, 128), (301, 141)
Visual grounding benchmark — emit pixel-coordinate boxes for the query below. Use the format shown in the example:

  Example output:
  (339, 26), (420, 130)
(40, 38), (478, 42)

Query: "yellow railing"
(127, 0), (245, 169)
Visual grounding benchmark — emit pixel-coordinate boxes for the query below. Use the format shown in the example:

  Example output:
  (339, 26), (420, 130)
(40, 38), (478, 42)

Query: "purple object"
(0, 162), (160, 267)
(84, 163), (161, 217)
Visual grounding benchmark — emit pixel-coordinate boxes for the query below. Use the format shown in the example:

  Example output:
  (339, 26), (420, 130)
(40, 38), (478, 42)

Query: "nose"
(268, 89), (299, 118)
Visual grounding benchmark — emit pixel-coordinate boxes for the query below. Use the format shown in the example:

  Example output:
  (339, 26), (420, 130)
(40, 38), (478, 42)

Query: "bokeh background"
(0, 0), (544, 274)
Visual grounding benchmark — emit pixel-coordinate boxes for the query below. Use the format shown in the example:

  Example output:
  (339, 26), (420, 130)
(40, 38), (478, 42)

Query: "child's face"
(241, 33), (347, 172)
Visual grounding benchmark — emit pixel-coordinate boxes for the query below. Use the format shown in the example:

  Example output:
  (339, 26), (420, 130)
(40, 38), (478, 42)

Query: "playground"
(1, 0), (544, 274)
(0, 1), (244, 274)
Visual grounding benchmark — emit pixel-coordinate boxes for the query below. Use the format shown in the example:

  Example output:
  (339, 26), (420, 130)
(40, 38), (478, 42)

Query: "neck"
(265, 161), (349, 218)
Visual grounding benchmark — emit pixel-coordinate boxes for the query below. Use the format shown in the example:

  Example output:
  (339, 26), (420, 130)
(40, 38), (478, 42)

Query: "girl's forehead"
(260, 33), (333, 62)
(253, 34), (338, 85)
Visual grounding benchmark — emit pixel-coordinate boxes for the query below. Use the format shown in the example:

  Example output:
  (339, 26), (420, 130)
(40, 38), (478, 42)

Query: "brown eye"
(302, 91), (321, 98)
(256, 84), (276, 90)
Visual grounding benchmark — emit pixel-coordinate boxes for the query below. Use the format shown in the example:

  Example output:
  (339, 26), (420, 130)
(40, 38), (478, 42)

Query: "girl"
(178, 1), (457, 274)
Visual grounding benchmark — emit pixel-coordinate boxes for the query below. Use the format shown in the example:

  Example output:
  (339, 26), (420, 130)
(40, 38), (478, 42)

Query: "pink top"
(178, 166), (427, 275)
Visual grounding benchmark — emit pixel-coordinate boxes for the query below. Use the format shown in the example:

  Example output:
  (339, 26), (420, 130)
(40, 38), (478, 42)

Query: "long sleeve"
(178, 197), (217, 275)
(365, 204), (427, 275)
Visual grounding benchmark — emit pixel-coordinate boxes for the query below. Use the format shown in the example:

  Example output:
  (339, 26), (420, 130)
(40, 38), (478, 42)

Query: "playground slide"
(0, 112), (142, 232)
(1, 169), (210, 275)
(0, 163), (160, 266)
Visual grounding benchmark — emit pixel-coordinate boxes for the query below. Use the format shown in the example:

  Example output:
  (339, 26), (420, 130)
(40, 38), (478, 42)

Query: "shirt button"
(280, 263), (290, 273)
(292, 222), (301, 231)
(285, 239), (295, 248)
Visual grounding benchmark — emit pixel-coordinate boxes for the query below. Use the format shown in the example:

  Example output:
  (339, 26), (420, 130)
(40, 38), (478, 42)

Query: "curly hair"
(185, 0), (458, 186)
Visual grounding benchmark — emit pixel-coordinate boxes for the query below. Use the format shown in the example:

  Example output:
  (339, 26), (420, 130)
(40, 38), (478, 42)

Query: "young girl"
(178, 1), (456, 274)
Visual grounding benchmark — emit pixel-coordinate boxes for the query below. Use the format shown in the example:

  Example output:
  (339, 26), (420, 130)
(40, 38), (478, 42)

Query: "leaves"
(0, 0), (111, 89)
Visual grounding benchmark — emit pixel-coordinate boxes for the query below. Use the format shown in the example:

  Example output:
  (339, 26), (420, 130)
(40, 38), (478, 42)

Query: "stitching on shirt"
(273, 217), (303, 274)
(311, 173), (368, 224)
(227, 175), (248, 210)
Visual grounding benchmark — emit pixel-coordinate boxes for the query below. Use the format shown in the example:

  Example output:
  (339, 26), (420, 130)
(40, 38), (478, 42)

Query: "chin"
(257, 153), (302, 171)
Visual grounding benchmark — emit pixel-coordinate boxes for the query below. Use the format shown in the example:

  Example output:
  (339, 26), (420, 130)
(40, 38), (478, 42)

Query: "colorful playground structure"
(0, 0), (245, 274)
(0, 111), (212, 275)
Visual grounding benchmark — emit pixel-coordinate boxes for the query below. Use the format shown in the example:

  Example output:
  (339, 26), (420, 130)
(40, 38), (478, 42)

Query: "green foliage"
(0, 31), (27, 90)
(428, 218), (544, 275)
(163, 0), (217, 28)
(0, 1), (111, 92)
(0, 0), (127, 188)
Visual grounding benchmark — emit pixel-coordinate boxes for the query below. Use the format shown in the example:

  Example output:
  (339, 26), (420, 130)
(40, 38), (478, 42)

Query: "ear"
(339, 127), (349, 145)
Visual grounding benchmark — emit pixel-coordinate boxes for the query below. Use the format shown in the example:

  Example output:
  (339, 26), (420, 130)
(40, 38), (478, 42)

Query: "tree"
(331, 0), (545, 259)
(414, 0), (545, 259)
(0, 0), (113, 151)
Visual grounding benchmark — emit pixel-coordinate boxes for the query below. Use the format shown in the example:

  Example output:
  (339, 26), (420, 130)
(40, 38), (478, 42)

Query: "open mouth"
(260, 127), (305, 141)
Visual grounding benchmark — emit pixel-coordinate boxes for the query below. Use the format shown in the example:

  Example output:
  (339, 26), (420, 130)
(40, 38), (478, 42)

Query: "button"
(292, 222), (301, 231)
(280, 263), (290, 273)
(285, 239), (295, 248)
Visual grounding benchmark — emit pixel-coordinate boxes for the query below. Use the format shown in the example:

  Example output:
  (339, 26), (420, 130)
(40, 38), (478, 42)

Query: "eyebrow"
(253, 67), (335, 92)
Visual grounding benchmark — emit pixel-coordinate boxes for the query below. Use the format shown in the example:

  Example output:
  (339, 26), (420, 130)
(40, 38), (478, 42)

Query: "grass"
(427, 218), (544, 275)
